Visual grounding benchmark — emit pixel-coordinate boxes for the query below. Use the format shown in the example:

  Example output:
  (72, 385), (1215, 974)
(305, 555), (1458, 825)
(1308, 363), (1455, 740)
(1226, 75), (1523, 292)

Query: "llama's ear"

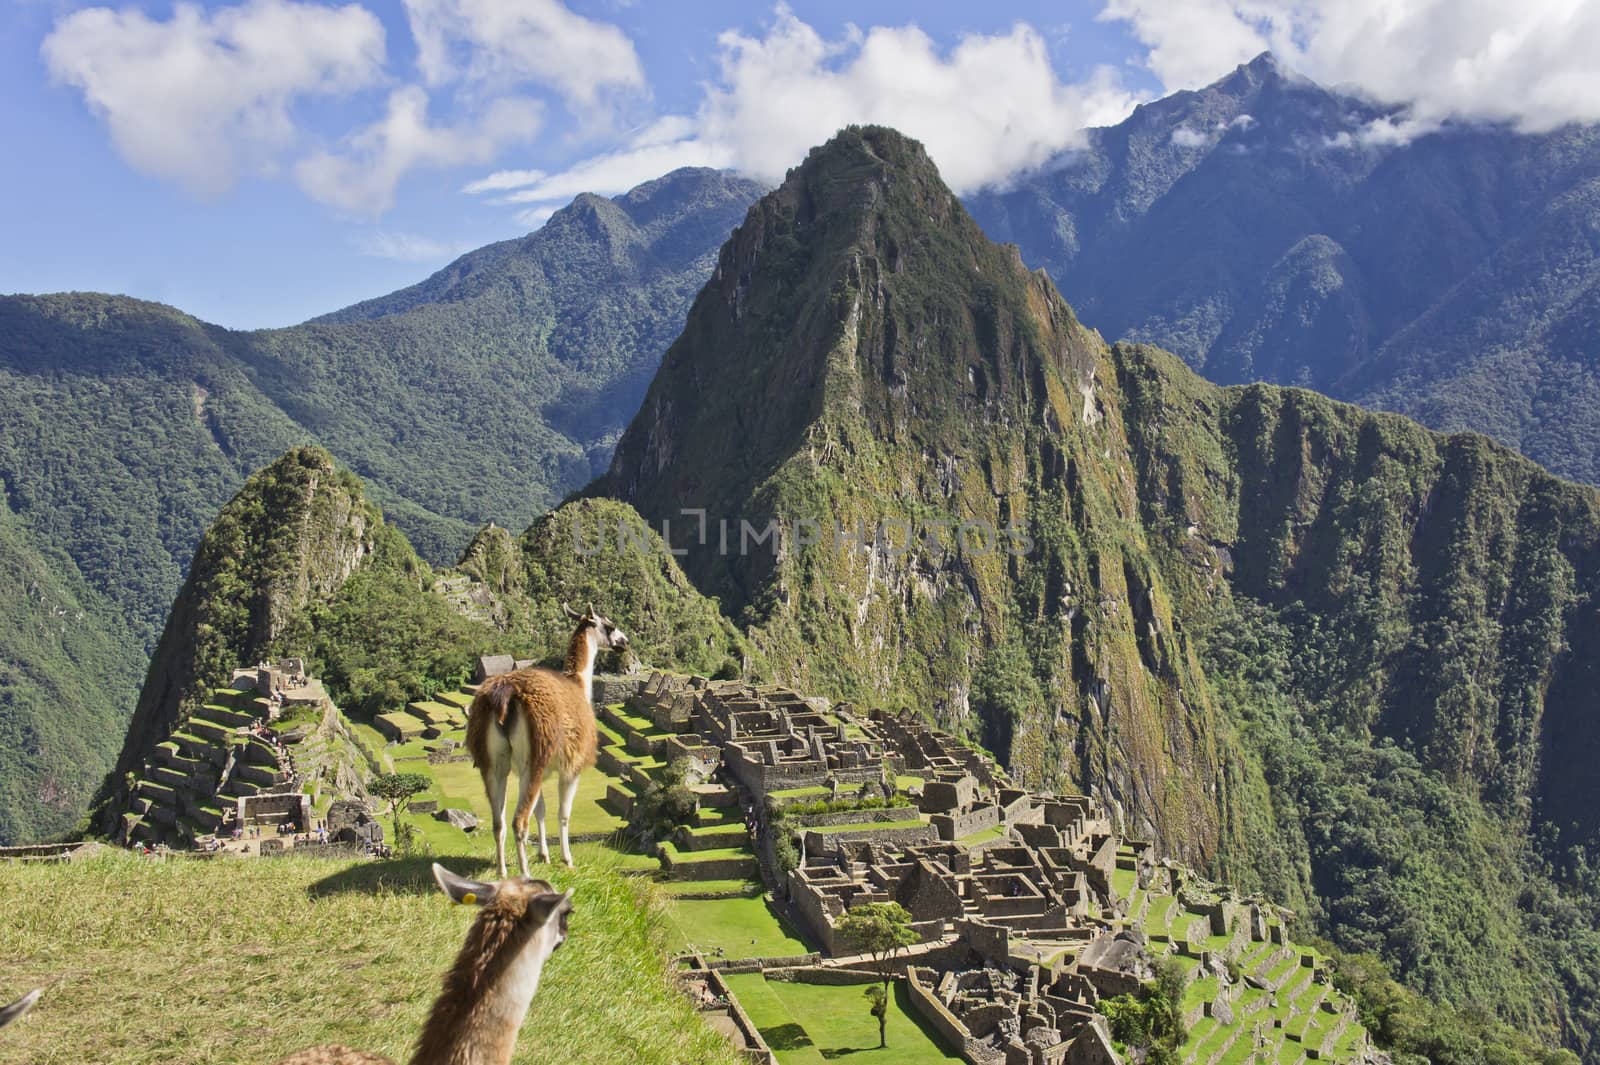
(534, 887), (574, 915)
(561, 602), (582, 621)
(587, 602), (597, 620)
(0, 989), (41, 1030)
(432, 863), (498, 907)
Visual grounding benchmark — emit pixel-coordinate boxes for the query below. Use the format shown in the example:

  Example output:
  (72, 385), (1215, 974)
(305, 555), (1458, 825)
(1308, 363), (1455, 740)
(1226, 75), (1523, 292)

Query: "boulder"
(436, 808), (479, 832)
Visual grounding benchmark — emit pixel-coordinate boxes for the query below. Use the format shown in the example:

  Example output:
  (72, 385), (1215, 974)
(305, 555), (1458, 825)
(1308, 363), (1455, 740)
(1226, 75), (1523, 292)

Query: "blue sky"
(3, 0), (1597, 329)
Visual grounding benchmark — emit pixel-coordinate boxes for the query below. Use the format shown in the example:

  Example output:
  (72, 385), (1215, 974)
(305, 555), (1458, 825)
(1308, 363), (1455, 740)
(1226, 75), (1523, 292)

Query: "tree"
(864, 985), (889, 1048)
(835, 901), (918, 1046)
(631, 758), (698, 842)
(368, 772), (432, 852)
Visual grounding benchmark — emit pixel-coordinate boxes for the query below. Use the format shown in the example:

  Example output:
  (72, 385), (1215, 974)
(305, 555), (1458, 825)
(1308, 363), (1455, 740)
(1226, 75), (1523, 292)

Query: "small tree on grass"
(864, 985), (889, 1048)
(369, 772), (431, 853)
(836, 901), (918, 1047)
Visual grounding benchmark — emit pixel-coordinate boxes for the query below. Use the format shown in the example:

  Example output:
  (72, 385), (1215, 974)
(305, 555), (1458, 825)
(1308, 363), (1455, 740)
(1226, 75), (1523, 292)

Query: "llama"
(276, 863), (573, 1065)
(0, 989), (40, 1030)
(467, 604), (628, 875)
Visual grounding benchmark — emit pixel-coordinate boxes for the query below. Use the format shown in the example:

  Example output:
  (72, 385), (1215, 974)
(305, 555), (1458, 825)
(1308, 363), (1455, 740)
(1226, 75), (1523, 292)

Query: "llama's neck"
(408, 929), (553, 1065)
(562, 626), (599, 692)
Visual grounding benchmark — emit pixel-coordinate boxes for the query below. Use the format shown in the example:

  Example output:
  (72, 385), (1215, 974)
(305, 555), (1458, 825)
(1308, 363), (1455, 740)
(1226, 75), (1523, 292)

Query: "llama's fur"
(277, 865), (572, 1065)
(467, 607), (627, 873)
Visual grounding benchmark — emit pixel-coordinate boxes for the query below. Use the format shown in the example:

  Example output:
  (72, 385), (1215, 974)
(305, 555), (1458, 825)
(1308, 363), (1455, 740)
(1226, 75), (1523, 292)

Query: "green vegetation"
(661, 896), (810, 959)
(368, 772), (433, 850)
(1321, 944), (1581, 1065)
(835, 902), (919, 1007)
(721, 973), (960, 1064)
(1100, 958), (1188, 1064)
(0, 850), (740, 1065)
(48, 121), (1600, 1064)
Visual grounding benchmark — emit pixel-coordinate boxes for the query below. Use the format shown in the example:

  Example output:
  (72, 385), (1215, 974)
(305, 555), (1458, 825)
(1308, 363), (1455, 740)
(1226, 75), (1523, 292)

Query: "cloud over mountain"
(1102, 0), (1600, 137)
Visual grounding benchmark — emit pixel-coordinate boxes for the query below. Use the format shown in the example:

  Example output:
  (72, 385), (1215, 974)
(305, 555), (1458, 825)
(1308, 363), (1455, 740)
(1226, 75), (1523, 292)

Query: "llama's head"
(432, 863), (573, 1001)
(562, 602), (629, 652)
(0, 989), (41, 1031)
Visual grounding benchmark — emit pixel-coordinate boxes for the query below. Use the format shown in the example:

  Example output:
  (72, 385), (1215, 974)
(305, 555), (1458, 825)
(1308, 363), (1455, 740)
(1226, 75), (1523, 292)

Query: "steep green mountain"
(586, 126), (1600, 1057)
(966, 53), (1600, 487)
(0, 168), (761, 843)
(99, 449), (748, 838)
(595, 126), (1228, 862)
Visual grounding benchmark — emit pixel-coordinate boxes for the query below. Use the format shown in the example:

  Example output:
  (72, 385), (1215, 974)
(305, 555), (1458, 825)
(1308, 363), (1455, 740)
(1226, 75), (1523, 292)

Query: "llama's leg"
(486, 768), (510, 879)
(533, 785), (551, 864)
(558, 770), (581, 868)
(512, 770), (539, 878)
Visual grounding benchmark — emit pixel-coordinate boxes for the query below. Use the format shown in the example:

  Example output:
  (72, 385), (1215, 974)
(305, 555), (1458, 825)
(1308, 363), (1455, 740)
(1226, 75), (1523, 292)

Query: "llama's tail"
(466, 679), (516, 769)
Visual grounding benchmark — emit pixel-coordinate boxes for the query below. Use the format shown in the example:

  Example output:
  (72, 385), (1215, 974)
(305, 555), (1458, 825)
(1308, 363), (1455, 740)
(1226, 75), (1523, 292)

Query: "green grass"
(654, 878), (763, 897)
(662, 896), (810, 958)
(721, 974), (960, 1064)
(1111, 865), (1137, 899)
(661, 843), (755, 864)
(768, 785), (831, 801)
(0, 851), (740, 1065)
(955, 823), (1006, 847)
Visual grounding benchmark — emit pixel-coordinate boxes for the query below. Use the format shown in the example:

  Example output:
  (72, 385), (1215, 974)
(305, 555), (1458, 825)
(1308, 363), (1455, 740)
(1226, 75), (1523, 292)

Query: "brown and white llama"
(467, 603), (628, 875)
(276, 863), (573, 1065)
(0, 989), (40, 1031)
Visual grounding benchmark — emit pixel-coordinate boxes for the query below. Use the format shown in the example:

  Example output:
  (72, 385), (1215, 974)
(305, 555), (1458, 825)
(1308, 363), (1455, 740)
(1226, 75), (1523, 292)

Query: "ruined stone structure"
(690, 679), (885, 798)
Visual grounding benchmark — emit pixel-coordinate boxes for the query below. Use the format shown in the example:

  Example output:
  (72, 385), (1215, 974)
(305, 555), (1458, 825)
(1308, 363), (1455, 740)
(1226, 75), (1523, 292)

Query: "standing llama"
(0, 989), (40, 1030)
(277, 863), (573, 1065)
(467, 603), (628, 875)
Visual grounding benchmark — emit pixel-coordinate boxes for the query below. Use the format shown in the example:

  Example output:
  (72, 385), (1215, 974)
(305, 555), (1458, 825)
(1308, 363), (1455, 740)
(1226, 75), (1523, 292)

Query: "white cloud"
(699, 12), (1140, 192)
(1170, 126), (1212, 148)
(402, 0), (643, 106)
(355, 230), (475, 261)
(296, 87), (541, 214)
(489, 132), (732, 205)
(465, 7), (1144, 218)
(41, 0), (386, 195)
(461, 167), (547, 194)
(1100, 0), (1600, 136)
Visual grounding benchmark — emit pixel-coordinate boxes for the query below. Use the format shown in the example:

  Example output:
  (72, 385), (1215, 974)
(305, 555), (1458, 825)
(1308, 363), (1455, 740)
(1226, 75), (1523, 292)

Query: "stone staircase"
(122, 687), (294, 846)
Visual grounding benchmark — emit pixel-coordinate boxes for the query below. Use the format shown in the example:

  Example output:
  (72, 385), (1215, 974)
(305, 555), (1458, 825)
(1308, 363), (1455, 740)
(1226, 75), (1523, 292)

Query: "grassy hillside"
(0, 850), (739, 1065)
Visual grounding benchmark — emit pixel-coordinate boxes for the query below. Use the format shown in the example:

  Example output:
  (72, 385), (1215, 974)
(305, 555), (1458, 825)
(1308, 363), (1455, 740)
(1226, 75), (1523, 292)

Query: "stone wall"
(766, 966), (880, 985)
(592, 673), (646, 706)
(803, 824), (936, 854)
(932, 803), (1001, 841)
(695, 965), (779, 1065)
(906, 967), (1005, 1065)
(789, 806), (917, 829)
